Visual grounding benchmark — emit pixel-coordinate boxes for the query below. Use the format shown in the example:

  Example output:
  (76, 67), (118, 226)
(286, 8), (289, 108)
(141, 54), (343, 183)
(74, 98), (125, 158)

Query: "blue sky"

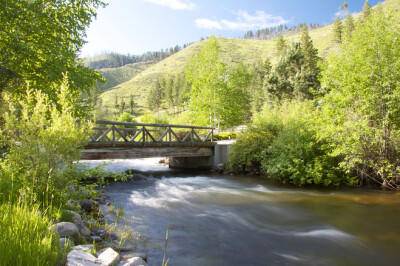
(80, 0), (380, 58)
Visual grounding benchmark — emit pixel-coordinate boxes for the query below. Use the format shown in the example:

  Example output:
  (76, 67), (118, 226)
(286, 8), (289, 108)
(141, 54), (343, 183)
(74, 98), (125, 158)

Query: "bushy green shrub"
(0, 81), (91, 207)
(229, 100), (355, 186)
(213, 132), (237, 140)
(0, 203), (60, 265)
(140, 113), (169, 124)
(262, 118), (353, 186)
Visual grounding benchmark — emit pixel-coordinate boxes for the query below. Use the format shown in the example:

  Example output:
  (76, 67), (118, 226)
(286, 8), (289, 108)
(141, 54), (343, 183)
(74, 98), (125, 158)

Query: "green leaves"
(0, 0), (105, 115)
(185, 36), (251, 129)
(318, 10), (400, 188)
(0, 79), (92, 207)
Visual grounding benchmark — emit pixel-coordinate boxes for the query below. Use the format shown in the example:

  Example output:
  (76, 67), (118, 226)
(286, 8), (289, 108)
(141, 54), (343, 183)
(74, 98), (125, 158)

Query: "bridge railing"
(86, 120), (215, 147)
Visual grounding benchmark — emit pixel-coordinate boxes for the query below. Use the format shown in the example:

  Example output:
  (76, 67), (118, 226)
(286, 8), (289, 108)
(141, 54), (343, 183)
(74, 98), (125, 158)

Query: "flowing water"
(82, 158), (400, 265)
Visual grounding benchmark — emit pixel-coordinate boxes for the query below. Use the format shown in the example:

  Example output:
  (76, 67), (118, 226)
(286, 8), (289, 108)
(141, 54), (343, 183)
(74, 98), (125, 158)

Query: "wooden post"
(112, 125), (115, 147)
(142, 126), (145, 147)
(191, 128), (194, 146)
(169, 127), (172, 146)
(211, 129), (213, 142)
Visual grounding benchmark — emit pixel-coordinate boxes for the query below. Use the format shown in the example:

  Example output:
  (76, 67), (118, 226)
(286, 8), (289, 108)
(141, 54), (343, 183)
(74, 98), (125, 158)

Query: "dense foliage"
(185, 36), (251, 129)
(0, 0), (105, 114)
(0, 80), (91, 207)
(317, 10), (400, 189)
(230, 8), (400, 189)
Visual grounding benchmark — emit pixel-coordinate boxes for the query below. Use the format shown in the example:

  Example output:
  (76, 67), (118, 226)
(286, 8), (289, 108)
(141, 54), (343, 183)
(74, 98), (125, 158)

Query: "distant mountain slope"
(96, 0), (400, 115)
(97, 61), (156, 93)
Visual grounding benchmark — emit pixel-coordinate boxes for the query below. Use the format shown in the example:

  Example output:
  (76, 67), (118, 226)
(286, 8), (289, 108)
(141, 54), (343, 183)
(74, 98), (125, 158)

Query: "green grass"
(97, 61), (156, 92)
(0, 203), (60, 266)
(96, 0), (400, 116)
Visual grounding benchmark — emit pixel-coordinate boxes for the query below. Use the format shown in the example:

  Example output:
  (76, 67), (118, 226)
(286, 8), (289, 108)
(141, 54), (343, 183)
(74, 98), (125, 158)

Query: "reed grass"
(0, 202), (60, 266)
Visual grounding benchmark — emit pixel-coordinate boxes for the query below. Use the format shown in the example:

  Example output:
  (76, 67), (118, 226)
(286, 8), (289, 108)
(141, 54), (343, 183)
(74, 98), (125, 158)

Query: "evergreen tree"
(362, 0), (372, 19)
(276, 35), (288, 57)
(344, 11), (355, 39)
(114, 95), (119, 113)
(129, 94), (135, 114)
(164, 76), (174, 109)
(332, 16), (343, 44)
(147, 79), (163, 112)
(300, 26), (319, 73)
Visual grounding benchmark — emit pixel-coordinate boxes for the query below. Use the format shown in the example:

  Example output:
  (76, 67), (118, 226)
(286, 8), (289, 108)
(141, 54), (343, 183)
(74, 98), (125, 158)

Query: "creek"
(81, 158), (400, 266)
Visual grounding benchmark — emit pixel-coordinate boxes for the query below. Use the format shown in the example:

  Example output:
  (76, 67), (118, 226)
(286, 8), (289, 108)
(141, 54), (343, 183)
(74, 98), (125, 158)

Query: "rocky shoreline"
(53, 191), (148, 266)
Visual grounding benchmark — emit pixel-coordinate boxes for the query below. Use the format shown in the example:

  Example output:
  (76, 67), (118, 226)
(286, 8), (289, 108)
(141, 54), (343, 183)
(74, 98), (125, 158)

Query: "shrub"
(213, 132), (237, 140)
(0, 80), (91, 207)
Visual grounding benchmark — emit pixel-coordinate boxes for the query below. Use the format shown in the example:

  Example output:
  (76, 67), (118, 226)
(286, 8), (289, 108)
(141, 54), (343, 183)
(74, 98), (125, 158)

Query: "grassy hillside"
(97, 61), (156, 92)
(96, 0), (400, 116)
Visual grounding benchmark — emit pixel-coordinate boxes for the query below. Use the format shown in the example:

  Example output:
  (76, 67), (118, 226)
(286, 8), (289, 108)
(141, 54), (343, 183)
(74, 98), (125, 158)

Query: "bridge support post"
(169, 142), (232, 169)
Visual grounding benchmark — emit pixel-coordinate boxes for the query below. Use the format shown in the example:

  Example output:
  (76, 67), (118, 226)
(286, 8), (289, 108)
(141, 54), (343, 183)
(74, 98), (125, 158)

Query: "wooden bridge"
(81, 120), (215, 160)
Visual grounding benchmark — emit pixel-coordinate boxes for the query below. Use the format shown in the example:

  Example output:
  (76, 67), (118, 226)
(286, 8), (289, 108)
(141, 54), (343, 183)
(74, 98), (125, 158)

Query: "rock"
(80, 199), (99, 213)
(107, 232), (118, 241)
(118, 257), (147, 266)
(91, 236), (102, 242)
(53, 222), (81, 242)
(59, 238), (74, 250)
(63, 210), (91, 237)
(67, 249), (100, 266)
(73, 244), (95, 254)
(120, 253), (147, 262)
(97, 248), (120, 266)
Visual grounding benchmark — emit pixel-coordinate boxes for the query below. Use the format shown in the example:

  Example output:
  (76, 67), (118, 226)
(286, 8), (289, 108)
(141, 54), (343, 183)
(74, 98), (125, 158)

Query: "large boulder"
(73, 244), (95, 254)
(63, 210), (91, 237)
(53, 222), (81, 242)
(97, 248), (120, 266)
(118, 257), (147, 266)
(67, 249), (100, 266)
(80, 199), (99, 213)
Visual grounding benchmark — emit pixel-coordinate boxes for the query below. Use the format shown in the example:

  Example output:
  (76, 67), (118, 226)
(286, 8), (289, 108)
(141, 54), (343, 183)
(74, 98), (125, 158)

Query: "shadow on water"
(81, 158), (400, 266)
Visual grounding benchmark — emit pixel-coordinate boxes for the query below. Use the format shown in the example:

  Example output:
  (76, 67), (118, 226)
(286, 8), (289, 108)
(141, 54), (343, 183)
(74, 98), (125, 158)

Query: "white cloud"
(195, 18), (223, 30)
(195, 10), (289, 31)
(142, 0), (196, 10)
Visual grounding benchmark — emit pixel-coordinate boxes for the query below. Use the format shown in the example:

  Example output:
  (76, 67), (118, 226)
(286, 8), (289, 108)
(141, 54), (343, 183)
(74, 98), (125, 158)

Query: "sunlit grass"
(0, 203), (60, 266)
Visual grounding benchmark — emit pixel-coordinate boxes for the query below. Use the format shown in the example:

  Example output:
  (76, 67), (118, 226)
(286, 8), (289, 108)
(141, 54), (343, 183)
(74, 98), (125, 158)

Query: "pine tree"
(147, 80), (163, 112)
(362, 0), (372, 19)
(332, 16), (343, 44)
(114, 95), (119, 113)
(300, 26), (319, 73)
(276, 35), (288, 57)
(129, 94), (135, 114)
(344, 11), (355, 40)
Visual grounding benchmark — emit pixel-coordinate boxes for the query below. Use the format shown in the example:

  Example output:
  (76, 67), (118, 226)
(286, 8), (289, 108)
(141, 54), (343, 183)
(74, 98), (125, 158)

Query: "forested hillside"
(94, 0), (400, 120)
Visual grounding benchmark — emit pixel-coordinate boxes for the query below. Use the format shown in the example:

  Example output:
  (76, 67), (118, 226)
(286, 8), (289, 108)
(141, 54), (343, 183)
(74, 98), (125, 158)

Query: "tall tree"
(147, 79), (163, 112)
(275, 35), (288, 57)
(317, 11), (400, 188)
(185, 36), (250, 129)
(0, 0), (105, 113)
(300, 26), (319, 73)
(344, 11), (355, 39)
(362, 0), (372, 19)
(129, 94), (135, 114)
(332, 16), (343, 44)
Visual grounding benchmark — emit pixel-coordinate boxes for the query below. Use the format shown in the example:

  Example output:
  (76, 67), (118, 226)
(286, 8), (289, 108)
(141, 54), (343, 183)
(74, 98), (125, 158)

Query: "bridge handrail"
(91, 120), (215, 130)
(84, 119), (215, 147)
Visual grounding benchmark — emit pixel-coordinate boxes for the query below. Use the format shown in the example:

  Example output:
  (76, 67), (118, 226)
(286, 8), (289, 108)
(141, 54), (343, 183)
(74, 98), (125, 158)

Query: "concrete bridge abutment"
(169, 140), (234, 169)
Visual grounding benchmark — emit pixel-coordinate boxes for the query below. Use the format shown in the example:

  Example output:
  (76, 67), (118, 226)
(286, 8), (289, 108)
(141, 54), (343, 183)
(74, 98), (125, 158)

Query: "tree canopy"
(317, 10), (400, 188)
(0, 0), (105, 111)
